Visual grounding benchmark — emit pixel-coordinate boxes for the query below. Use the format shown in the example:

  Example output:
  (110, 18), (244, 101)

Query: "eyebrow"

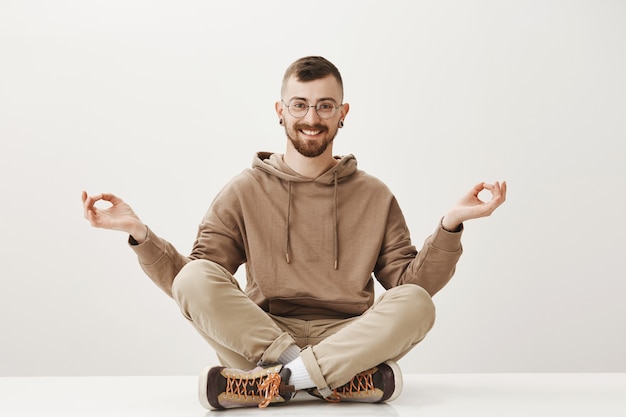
(289, 96), (340, 104)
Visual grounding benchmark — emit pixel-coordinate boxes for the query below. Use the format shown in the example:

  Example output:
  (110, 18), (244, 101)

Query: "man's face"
(277, 75), (348, 158)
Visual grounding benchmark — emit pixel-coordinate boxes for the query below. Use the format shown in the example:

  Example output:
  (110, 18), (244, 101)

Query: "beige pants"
(172, 259), (435, 394)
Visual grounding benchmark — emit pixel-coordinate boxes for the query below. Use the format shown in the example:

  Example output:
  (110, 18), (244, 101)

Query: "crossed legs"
(172, 259), (435, 392)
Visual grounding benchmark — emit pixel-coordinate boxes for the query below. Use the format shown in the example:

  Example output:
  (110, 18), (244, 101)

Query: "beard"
(285, 122), (337, 158)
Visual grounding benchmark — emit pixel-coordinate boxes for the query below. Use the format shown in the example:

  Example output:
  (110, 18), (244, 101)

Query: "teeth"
(302, 129), (321, 135)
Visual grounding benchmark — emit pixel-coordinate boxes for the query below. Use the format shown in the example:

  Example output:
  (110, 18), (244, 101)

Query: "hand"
(82, 191), (147, 242)
(442, 181), (507, 231)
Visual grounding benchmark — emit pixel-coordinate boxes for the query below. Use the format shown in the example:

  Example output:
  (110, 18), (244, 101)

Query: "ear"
(275, 101), (285, 119)
(340, 102), (350, 120)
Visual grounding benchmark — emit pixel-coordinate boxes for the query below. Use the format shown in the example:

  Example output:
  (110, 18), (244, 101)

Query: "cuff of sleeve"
(128, 226), (164, 265)
(440, 217), (463, 233)
(432, 219), (463, 251)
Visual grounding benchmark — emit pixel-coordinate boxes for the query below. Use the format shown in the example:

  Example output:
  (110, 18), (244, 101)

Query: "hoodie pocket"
(268, 297), (369, 319)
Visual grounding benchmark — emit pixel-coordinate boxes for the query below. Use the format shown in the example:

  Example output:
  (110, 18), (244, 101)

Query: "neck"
(283, 147), (337, 178)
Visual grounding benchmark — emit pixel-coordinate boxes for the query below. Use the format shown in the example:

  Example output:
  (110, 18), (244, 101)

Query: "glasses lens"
(315, 101), (337, 119)
(288, 99), (308, 117)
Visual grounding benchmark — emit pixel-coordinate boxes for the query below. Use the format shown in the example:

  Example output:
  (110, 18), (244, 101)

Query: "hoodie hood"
(252, 151), (358, 270)
(252, 152), (358, 184)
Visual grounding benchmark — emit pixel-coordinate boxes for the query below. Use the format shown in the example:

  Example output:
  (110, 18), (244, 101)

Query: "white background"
(1, 0), (624, 377)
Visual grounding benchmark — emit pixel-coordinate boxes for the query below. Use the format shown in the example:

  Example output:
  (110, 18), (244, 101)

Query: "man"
(82, 56), (506, 410)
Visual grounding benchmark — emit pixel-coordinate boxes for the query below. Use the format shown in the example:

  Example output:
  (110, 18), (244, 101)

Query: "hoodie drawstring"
(284, 173), (339, 270)
(333, 170), (339, 270)
(285, 181), (292, 264)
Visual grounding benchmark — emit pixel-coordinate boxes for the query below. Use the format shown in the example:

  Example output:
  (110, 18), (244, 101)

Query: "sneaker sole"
(197, 364), (214, 410)
(384, 360), (403, 402)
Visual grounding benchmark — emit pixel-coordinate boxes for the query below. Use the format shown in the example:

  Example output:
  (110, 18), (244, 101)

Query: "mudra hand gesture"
(442, 181), (507, 231)
(82, 191), (147, 242)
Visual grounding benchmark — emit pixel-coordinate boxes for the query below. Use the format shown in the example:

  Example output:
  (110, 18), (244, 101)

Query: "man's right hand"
(82, 191), (147, 243)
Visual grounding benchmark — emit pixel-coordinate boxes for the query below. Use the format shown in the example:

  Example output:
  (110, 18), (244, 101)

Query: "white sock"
(285, 356), (315, 390)
(277, 344), (301, 364)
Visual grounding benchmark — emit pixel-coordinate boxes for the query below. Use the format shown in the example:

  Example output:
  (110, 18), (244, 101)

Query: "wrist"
(441, 216), (462, 233)
(129, 223), (148, 243)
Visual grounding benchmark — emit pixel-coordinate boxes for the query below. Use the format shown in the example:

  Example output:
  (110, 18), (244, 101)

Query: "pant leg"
(300, 284), (435, 396)
(171, 259), (296, 369)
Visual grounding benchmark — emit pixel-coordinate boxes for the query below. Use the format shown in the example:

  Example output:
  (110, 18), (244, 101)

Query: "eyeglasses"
(281, 99), (343, 119)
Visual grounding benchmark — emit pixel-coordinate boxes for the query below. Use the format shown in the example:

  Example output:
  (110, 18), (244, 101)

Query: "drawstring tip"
(286, 253), (291, 264)
(334, 260), (338, 270)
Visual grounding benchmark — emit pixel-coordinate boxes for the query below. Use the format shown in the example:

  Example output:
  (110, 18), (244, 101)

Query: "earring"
(279, 119), (284, 125)
(339, 120), (344, 128)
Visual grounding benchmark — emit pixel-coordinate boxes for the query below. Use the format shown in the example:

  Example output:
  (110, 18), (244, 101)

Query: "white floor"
(1, 373), (625, 417)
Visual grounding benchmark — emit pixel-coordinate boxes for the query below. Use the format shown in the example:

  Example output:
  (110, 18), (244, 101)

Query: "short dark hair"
(281, 56), (344, 100)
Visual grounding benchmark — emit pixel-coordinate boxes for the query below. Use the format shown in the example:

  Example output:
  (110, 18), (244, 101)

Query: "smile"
(300, 129), (322, 136)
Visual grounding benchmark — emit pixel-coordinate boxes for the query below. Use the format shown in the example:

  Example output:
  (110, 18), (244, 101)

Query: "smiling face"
(277, 75), (349, 158)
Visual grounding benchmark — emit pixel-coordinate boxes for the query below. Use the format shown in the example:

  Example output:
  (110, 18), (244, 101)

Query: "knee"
(172, 259), (236, 307)
(172, 259), (205, 301)
(391, 284), (436, 332)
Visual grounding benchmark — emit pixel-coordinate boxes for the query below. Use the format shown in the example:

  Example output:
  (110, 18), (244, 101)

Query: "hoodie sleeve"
(128, 179), (247, 298)
(375, 197), (463, 296)
(129, 227), (190, 297)
(187, 188), (247, 276)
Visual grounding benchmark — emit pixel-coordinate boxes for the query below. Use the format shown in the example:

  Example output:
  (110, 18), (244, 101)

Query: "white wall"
(1, 0), (624, 376)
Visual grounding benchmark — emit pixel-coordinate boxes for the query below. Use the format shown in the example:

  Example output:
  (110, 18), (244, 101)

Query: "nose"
(303, 105), (322, 123)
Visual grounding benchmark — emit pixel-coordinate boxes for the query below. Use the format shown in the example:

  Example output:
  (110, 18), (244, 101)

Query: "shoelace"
(224, 371), (282, 409)
(325, 370), (376, 402)
(258, 373), (282, 408)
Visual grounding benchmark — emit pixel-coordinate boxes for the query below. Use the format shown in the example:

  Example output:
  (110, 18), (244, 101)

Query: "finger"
(85, 207), (97, 224)
(489, 181), (506, 204)
(489, 193), (503, 208)
(481, 182), (496, 192)
(483, 182), (505, 200)
(84, 202), (98, 225)
(491, 182), (501, 200)
(474, 198), (501, 218)
(83, 193), (94, 218)
(471, 182), (486, 196)
(82, 192), (91, 219)
(99, 193), (124, 205)
(83, 193), (100, 211)
(465, 182), (486, 201)
(476, 183), (496, 204)
(82, 192), (105, 221)
(483, 187), (506, 213)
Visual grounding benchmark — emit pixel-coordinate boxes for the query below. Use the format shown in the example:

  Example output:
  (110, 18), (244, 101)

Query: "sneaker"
(198, 364), (295, 409)
(307, 361), (402, 403)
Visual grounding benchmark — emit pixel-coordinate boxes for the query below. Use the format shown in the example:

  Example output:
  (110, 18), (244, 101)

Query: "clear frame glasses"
(282, 99), (343, 119)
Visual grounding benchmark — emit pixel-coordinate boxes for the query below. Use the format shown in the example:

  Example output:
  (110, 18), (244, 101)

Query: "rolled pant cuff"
(258, 332), (298, 366)
(300, 346), (333, 398)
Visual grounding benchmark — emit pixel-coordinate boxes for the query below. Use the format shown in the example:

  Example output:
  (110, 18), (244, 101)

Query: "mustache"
(293, 122), (328, 132)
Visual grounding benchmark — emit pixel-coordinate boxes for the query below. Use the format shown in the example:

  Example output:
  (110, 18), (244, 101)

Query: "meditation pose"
(83, 56), (506, 409)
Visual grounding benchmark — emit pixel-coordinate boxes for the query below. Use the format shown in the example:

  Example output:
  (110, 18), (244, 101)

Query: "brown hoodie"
(130, 152), (463, 320)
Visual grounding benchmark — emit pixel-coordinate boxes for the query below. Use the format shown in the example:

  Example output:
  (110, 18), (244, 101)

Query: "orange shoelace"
(258, 373), (282, 408)
(326, 370), (376, 402)
(224, 371), (282, 409)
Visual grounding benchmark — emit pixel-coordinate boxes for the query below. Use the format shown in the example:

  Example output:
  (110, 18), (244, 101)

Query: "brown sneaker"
(198, 364), (295, 409)
(307, 361), (402, 403)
